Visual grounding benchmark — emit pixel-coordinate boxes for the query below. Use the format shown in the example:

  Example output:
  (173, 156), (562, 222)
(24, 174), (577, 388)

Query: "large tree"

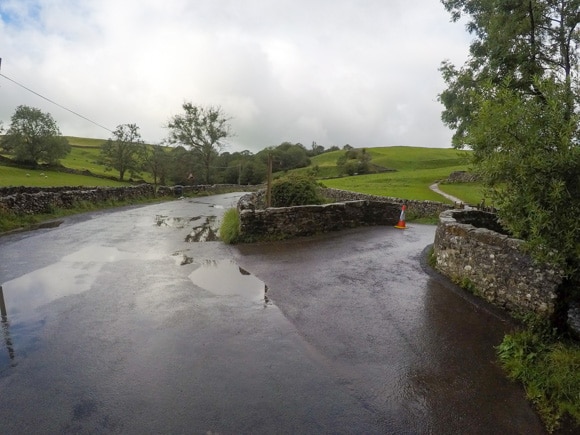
(439, 0), (580, 277)
(1, 105), (70, 165)
(165, 103), (232, 184)
(100, 123), (145, 181)
(440, 0), (580, 146)
(256, 142), (311, 173)
(143, 144), (171, 190)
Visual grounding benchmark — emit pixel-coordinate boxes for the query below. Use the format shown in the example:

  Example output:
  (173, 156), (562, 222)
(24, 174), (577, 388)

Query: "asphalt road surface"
(0, 193), (546, 434)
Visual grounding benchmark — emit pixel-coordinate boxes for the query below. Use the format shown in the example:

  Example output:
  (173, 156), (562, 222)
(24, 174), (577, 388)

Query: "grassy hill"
(0, 137), (484, 205)
(0, 136), (143, 187)
(311, 146), (470, 173)
(60, 136), (125, 179)
(296, 146), (483, 204)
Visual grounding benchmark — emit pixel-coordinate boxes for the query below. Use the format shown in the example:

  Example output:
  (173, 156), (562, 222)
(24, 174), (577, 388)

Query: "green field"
(1, 138), (484, 205)
(61, 136), (109, 176)
(0, 135), (142, 187)
(438, 182), (486, 206)
(303, 146), (482, 204)
(0, 165), (127, 187)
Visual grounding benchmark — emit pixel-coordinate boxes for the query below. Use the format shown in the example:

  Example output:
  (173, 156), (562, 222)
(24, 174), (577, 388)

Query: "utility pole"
(266, 153), (273, 208)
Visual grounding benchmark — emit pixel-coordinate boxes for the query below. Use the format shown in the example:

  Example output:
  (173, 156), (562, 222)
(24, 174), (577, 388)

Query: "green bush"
(497, 323), (580, 433)
(219, 208), (240, 244)
(271, 174), (323, 207)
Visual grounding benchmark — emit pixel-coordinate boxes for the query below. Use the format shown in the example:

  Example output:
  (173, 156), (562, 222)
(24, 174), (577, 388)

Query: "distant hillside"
(0, 136), (129, 187)
(296, 146), (478, 203)
(65, 136), (108, 147)
(308, 146), (470, 177)
(61, 136), (111, 178)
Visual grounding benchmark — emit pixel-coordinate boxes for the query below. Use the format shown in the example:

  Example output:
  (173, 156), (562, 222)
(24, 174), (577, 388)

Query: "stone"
(433, 209), (563, 318)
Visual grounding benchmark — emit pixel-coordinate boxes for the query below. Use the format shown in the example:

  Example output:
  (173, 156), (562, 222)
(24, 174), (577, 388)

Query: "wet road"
(0, 193), (544, 434)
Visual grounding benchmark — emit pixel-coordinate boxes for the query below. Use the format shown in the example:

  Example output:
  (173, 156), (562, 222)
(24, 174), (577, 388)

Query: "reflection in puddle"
(155, 215), (219, 242)
(189, 260), (267, 302)
(172, 251), (194, 266)
(155, 215), (206, 228)
(185, 216), (219, 242)
(1, 286), (16, 365)
(36, 220), (63, 229)
(0, 245), (154, 374)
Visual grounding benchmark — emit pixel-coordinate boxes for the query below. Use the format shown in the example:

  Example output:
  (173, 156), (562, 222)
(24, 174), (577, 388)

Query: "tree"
(271, 173), (323, 207)
(100, 123), (145, 181)
(167, 146), (198, 185)
(308, 141), (325, 156)
(143, 144), (171, 190)
(336, 148), (373, 176)
(439, 0), (580, 278)
(439, 0), (580, 147)
(257, 142), (310, 172)
(469, 79), (580, 271)
(166, 103), (232, 184)
(1, 105), (70, 165)
(240, 160), (267, 184)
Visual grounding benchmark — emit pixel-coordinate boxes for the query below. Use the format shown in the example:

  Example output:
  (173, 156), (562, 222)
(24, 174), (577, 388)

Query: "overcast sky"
(0, 0), (471, 153)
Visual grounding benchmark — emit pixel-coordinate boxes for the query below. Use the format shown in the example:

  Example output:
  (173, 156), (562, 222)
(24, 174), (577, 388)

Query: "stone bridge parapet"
(434, 209), (562, 317)
(236, 188), (453, 241)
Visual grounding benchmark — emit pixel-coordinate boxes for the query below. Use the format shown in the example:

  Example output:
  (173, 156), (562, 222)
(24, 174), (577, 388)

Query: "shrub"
(219, 208), (240, 244)
(497, 322), (580, 433)
(271, 174), (323, 207)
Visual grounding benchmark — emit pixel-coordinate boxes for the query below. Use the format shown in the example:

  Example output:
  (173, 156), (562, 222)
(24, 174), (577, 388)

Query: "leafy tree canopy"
(440, 0), (580, 147)
(100, 123), (145, 181)
(257, 142), (311, 172)
(1, 105), (70, 165)
(143, 144), (171, 188)
(439, 0), (580, 276)
(166, 103), (232, 184)
(336, 148), (373, 176)
(271, 173), (322, 207)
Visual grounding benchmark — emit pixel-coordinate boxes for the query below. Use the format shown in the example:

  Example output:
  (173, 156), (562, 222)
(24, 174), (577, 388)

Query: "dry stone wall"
(434, 209), (562, 317)
(0, 184), (157, 214)
(322, 188), (453, 217)
(0, 184), (262, 216)
(239, 200), (402, 240)
(237, 189), (453, 241)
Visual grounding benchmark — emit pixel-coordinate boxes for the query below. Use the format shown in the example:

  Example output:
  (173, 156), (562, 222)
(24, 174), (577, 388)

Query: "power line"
(0, 59), (114, 134)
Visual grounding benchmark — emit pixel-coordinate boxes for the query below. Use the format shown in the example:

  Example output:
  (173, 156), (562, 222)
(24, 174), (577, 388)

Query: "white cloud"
(0, 0), (470, 152)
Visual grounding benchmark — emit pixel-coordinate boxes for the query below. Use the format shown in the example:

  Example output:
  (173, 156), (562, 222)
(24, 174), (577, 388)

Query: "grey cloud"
(0, 0), (470, 152)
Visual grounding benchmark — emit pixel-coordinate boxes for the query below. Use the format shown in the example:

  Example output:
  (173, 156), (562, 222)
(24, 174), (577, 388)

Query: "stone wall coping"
(435, 208), (563, 317)
(439, 209), (523, 250)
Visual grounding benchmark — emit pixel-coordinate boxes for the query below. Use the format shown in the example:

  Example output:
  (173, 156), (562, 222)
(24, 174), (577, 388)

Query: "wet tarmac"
(0, 194), (547, 433)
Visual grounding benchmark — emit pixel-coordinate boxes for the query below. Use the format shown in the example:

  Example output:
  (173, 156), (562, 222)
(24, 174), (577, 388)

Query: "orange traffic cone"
(394, 204), (407, 229)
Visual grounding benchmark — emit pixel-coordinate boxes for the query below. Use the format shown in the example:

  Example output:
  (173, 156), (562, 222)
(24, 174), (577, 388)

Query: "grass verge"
(320, 167), (466, 202)
(0, 196), (171, 234)
(497, 318), (580, 433)
(219, 208), (240, 244)
(438, 181), (487, 206)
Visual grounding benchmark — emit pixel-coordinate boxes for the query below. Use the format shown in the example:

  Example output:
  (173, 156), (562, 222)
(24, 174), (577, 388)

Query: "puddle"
(185, 216), (219, 242)
(155, 215), (188, 228)
(189, 260), (267, 302)
(172, 251), (194, 266)
(36, 220), (63, 229)
(155, 215), (219, 242)
(0, 245), (157, 374)
(155, 215), (206, 228)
